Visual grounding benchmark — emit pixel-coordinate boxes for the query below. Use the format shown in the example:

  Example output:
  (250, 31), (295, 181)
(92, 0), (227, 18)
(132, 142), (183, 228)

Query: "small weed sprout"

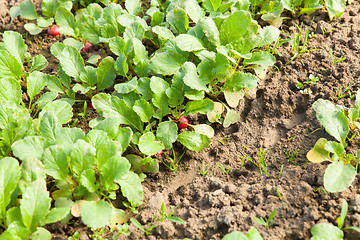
(285, 20), (319, 64)
(200, 160), (208, 176)
(163, 148), (186, 172)
(217, 163), (231, 181)
(329, 49), (346, 65)
(297, 74), (319, 94)
(219, 136), (231, 145)
(333, 84), (353, 100)
(284, 149), (300, 164)
(254, 208), (277, 229)
(242, 147), (270, 177)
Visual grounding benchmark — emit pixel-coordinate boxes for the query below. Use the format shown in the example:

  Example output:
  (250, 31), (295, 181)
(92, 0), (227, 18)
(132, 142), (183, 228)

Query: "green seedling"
(217, 163), (231, 181)
(333, 84), (353, 100)
(285, 21), (319, 64)
(284, 149), (300, 164)
(200, 160), (208, 176)
(307, 91), (360, 193)
(254, 208), (277, 229)
(130, 218), (156, 236)
(278, 164), (284, 179)
(242, 147), (270, 176)
(163, 148), (186, 172)
(311, 199), (360, 239)
(78, 101), (88, 120)
(219, 137), (231, 145)
(155, 202), (185, 225)
(329, 49), (346, 65)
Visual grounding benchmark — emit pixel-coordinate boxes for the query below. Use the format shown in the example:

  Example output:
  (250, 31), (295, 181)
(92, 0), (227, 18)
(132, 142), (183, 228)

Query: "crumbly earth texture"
(1, 1), (360, 239)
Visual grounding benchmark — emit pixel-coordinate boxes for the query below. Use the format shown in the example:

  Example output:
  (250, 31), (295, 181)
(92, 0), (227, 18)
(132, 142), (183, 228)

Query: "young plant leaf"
(133, 98), (155, 122)
(307, 138), (331, 163)
(115, 172), (143, 207)
(138, 132), (164, 156)
(0, 77), (21, 104)
(42, 145), (69, 181)
(97, 57), (116, 91)
(3, 31), (27, 66)
(20, 179), (51, 232)
(59, 46), (85, 79)
(223, 108), (239, 127)
(175, 34), (205, 52)
(12, 136), (50, 162)
(183, 62), (209, 91)
(0, 157), (21, 220)
(313, 99), (349, 146)
(156, 121), (178, 149)
(324, 161), (356, 193)
(0, 50), (23, 79)
(20, 1), (38, 20)
(27, 71), (47, 101)
(81, 200), (112, 229)
(55, 6), (76, 36)
(177, 131), (211, 152)
(224, 72), (257, 92)
(311, 223), (344, 239)
(185, 99), (214, 115)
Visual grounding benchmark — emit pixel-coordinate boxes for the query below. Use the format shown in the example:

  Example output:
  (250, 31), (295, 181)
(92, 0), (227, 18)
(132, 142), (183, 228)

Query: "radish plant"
(307, 90), (360, 192)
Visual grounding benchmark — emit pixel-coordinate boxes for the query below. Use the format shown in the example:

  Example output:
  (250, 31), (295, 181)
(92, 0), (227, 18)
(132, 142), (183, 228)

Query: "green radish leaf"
(222, 231), (247, 240)
(39, 100), (73, 125)
(149, 51), (186, 75)
(27, 71), (47, 101)
(97, 57), (116, 91)
(109, 36), (125, 56)
(125, 0), (141, 15)
(100, 155), (131, 192)
(63, 38), (83, 51)
(80, 169), (97, 193)
(36, 92), (58, 110)
(0, 77), (21, 104)
(114, 53), (129, 77)
(92, 93), (144, 131)
(69, 140), (96, 177)
(115, 172), (143, 207)
(175, 34), (205, 52)
(313, 99), (349, 146)
(243, 52), (276, 67)
(3, 31), (27, 66)
(324, 141), (345, 157)
(42, 145), (69, 181)
(307, 138), (331, 163)
(177, 131), (211, 152)
(55, 6), (76, 36)
(30, 227), (51, 240)
(20, 179), (51, 232)
(150, 76), (171, 119)
(24, 23), (43, 35)
(114, 127), (133, 153)
(50, 42), (66, 60)
(90, 118), (121, 140)
(207, 102), (224, 123)
(115, 77), (138, 94)
(183, 62), (209, 91)
(224, 90), (244, 108)
(43, 207), (70, 225)
(87, 55), (101, 64)
(246, 226), (264, 239)
(9, 6), (20, 24)
(12, 136), (50, 162)
(133, 99), (154, 122)
(185, 99), (214, 115)
(223, 108), (239, 127)
(152, 26), (174, 40)
(166, 9), (189, 34)
(198, 17), (220, 46)
(257, 26), (281, 46)
(220, 10), (257, 45)
(39, 111), (61, 143)
(78, 16), (101, 44)
(20, 1), (38, 20)
(55, 127), (85, 146)
(0, 157), (21, 220)
(46, 75), (63, 93)
(31, 54), (48, 72)
(37, 17), (54, 28)
(311, 223), (344, 239)
(324, 161), (356, 193)
(0, 50), (23, 79)
(156, 121), (178, 149)
(81, 200), (112, 229)
(139, 132), (164, 156)
(224, 72), (257, 92)
(324, 0), (346, 20)
(192, 124), (214, 138)
(59, 46), (85, 79)
(203, 0), (222, 12)
(19, 159), (46, 194)
(181, 0), (205, 23)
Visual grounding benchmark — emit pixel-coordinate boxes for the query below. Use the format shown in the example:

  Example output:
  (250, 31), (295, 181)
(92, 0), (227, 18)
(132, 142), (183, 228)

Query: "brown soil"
(1, 1), (360, 239)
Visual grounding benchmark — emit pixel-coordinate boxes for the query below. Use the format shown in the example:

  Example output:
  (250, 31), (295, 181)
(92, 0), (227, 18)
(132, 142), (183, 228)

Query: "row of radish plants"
(0, 0), (356, 239)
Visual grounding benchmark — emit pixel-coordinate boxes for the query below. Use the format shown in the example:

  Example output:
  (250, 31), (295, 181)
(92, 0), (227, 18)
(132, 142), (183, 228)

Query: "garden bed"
(0, 0), (360, 239)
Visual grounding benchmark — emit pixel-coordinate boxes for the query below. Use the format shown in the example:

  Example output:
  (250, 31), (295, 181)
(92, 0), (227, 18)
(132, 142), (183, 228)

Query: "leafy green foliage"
(307, 92), (360, 192)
